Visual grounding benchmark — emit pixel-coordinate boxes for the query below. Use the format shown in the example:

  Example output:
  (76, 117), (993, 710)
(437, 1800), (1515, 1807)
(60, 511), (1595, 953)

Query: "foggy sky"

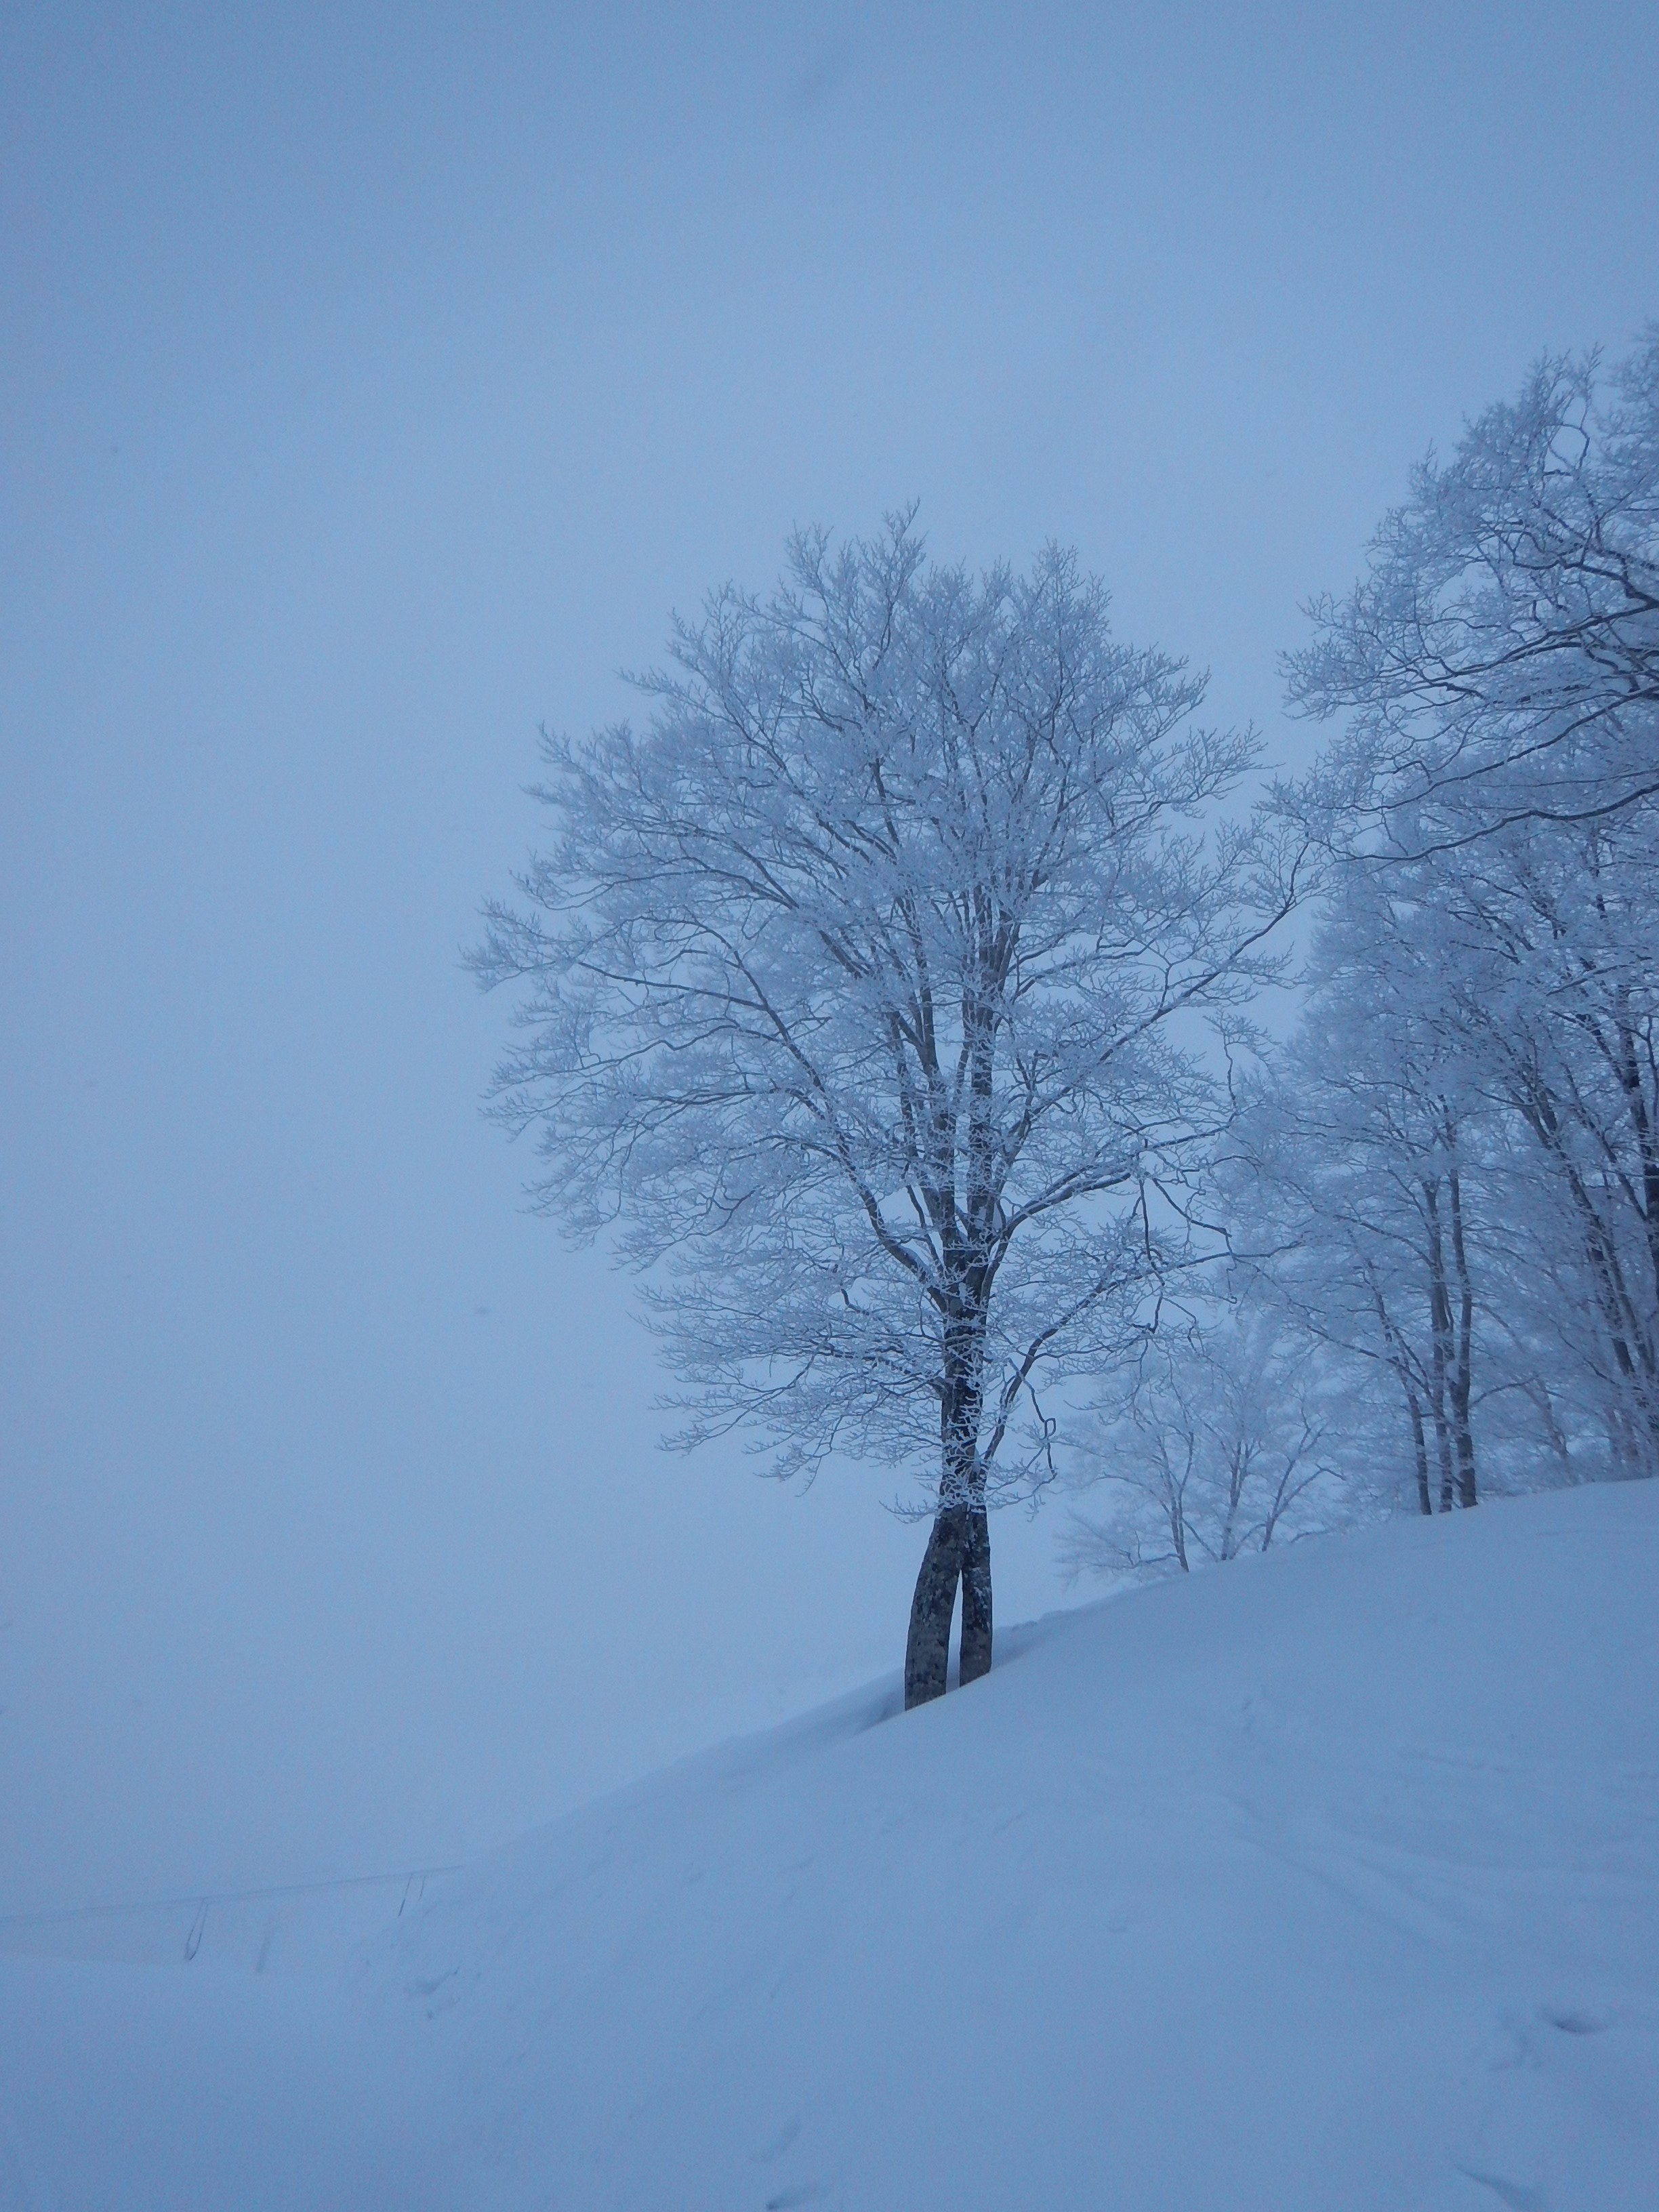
(3, 2), (1656, 1912)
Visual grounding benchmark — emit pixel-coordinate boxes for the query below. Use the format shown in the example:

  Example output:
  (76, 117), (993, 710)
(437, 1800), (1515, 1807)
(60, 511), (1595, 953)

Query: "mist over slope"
(3, 1482), (1654, 2209)
(367, 1481), (1658, 2210)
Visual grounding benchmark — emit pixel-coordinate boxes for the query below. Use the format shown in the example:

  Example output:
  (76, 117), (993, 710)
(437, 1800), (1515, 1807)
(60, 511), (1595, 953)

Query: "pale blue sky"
(3, 3), (1656, 1909)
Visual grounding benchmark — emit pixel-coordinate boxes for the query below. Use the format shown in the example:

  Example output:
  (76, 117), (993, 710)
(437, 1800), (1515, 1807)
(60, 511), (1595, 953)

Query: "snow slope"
(367, 1481), (1659, 2211)
(0, 1951), (445, 2211)
(5, 1482), (1656, 2209)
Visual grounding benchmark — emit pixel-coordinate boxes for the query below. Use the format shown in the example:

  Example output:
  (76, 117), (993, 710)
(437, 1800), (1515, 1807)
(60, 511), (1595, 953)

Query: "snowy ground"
(4, 1481), (1656, 2209)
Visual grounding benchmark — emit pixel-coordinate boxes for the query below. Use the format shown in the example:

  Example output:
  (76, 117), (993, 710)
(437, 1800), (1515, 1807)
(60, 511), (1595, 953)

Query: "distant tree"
(1252, 871), (1487, 1513)
(1061, 1300), (1341, 1583)
(472, 518), (1298, 1704)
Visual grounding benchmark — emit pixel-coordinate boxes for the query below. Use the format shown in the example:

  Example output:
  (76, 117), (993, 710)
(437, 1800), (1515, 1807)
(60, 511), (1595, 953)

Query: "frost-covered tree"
(472, 518), (1297, 1704)
(1421, 811), (1659, 1475)
(1287, 331), (1659, 851)
(1060, 1301), (1343, 1581)
(1250, 872), (1488, 1513)
(1275, 335), (1659, 1490)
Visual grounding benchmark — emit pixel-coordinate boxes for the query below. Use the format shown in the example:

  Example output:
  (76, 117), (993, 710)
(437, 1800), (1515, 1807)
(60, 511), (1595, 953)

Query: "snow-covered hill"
(5, 1482), (1658, 2209)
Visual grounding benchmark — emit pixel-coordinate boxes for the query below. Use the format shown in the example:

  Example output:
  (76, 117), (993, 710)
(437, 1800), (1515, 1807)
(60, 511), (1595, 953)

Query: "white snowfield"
(4, 1482), (1656, 2210)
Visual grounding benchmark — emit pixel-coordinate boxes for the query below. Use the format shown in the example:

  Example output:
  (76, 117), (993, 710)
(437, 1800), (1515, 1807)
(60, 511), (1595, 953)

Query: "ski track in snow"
(3, 1483), (1656, 2209)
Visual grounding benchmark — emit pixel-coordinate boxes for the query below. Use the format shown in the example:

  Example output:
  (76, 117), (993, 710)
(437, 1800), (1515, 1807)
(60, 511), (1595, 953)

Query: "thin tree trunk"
(1612, 1006), (1659, 1321)
(1447, 1164), (1477, 1507)
(1429, 1346), (1456, 1510)
(1405, 1379), (1433, 1516)
(1424, 1179), (1457, 1510)
(1376, 1285), (1433, 1517)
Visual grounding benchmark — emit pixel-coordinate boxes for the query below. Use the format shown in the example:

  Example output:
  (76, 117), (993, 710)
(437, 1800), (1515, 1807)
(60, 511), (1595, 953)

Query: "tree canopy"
(474, 517), (1296, 1698)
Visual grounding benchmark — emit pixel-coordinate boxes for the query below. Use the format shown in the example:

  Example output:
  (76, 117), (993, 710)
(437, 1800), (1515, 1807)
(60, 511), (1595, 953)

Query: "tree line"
(474, 332), (1658, 1698)
(1069, 333), (1659, 1583)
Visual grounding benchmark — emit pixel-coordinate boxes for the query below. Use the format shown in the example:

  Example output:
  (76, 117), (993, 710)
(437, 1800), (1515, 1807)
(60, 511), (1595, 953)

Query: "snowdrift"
(5, 1482), (1657, 2209)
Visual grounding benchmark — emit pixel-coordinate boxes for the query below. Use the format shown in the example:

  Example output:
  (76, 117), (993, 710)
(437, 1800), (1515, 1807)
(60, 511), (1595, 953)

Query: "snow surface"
(5, 1481), (1657, 2209)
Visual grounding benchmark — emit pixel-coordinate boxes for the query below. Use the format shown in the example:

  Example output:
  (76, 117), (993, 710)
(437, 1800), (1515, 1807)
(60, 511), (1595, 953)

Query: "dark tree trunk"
(906, 1267), (996, 1708)
(903, 1503), (992, 1708)
(1433, 1390), (1456, 1512)
(1423, 1176), (1458, 1511)
(1404, 1379), (1433, 1516)
(1377, 1288), (1433, 1517)
(1447, 1163), (1478, 1508)
(905, 967), (1005, 1712)
(959, 1506), (992, 1685)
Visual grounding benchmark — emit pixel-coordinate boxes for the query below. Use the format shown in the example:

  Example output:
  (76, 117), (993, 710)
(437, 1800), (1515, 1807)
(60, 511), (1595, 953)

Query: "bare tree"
(1238, 782), (1659, 1499)
(1263, 872), (1484, 1511)
(1427, 813), (1659, 1475)
(1268, 333), (1659, 1494)
(472, 518), (1297, 1704)
(1286, 331), (1659, 855)
(1061, 1304), (1340, 1582)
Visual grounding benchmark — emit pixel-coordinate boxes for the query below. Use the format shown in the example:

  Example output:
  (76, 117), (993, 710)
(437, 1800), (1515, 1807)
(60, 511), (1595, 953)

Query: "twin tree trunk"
(903, 1502), (992, 1708)
(903, 1311), (993, 1708)
(902, 973), (1006, 1710)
